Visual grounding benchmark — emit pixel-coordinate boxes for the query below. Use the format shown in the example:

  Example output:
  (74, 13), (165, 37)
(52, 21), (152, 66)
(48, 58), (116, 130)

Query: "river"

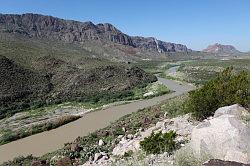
(0, 68), (195, 163)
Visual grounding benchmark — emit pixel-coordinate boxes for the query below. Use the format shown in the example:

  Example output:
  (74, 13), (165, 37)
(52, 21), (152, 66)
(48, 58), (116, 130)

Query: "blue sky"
(0, 0), (249, 51)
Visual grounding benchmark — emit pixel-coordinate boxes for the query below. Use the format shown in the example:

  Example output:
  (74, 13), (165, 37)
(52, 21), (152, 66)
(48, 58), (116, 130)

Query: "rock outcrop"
(191, 104), (250, 164)
(203, 43), (240, 55)
(0, 13), (191, 53)
(131, 36), (191, 53)
(112, 114), (195, 156)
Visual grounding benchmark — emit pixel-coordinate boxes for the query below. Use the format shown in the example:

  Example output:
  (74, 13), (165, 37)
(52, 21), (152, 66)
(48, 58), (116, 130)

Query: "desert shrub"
(185, 67), (250, 120)
(123, 150), (134, 158)
(114, 127), (125, 136)
(140, 131), (176, 154)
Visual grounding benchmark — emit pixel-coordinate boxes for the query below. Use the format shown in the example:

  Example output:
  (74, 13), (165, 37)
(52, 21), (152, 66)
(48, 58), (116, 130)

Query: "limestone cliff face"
(131, 36), (190, 53)
(0, 13), (190, 53)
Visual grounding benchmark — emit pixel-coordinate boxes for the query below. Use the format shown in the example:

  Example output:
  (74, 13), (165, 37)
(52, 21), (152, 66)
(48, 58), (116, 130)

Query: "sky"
(0, 0), (250, 51)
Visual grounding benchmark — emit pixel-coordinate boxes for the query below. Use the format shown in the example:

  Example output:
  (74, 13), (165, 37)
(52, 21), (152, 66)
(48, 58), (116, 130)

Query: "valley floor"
(0, 81), (169, 146)
(0, 76), (195, 164)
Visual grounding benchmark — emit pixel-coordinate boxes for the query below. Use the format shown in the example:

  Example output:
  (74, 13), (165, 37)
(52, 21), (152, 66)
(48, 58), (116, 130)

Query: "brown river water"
(0, 76), (195, 163)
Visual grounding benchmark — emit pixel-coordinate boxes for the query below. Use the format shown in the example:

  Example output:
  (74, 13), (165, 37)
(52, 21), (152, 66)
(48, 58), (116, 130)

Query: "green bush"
(140, 131), (176, 154)
(185, 67), (250, 120)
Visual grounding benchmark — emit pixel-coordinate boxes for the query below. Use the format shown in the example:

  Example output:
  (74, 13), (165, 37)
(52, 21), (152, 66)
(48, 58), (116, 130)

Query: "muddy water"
(0, 77), (195, 163)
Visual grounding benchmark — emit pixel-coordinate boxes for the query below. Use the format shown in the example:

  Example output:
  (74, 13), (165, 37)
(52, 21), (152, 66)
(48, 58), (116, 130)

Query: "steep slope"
(0, 13), (191, 58)
(0, 55), (156, 119)
(0, 55), (51, 118)
(203, 43), (240, 55)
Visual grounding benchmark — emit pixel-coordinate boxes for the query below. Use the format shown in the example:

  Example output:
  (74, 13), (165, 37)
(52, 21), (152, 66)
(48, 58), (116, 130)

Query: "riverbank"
(0, 76), (195, 164)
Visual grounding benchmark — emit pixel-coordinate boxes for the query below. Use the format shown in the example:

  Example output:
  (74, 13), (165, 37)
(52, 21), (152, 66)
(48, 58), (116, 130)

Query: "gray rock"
(92, 152), (109, 164)
(70, 143), (82, 152)
(214, 104), (249, 118)
(164, 112), (168, 118)
(126, 134), (134, 140)
(117, 135), (123, 139)
(98, 139), (105, 146)
(93, 153), (103, 163)
(191, 104), (250, 164)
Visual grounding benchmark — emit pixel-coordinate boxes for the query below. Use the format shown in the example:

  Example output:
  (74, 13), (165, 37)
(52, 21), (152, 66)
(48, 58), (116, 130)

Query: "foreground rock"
(203, 159), (250, 166)
(82, 152), (110, 166)
(112, 114), (195, 156)
(81, 104), (250, 166)
(191, 104), (250, 164)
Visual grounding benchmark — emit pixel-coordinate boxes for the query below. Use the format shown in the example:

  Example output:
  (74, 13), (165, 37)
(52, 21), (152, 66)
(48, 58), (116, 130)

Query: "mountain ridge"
(0, 13), (191, 55)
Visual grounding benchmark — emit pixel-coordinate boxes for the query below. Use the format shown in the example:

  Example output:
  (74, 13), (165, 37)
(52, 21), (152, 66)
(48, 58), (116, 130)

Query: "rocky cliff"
(132, 36), (190, 53)
(0, 13), (191, 54)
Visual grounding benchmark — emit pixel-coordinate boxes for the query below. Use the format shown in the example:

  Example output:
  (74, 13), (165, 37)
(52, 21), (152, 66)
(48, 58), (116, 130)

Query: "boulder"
(214, 104), (249, 118)
(117, 135), (123, 139)
(93, 152), (109, 163)
(126, 134), (134, 140)
(162, 114), (195, 138)
(191, 104), (250, 164)
(98, 139), (105, 146)
(164, 112), (168, 118)
(112, 134), (141, 156)
(70, 143), (82, 152)
(93, 153), (103, 162)
(112, 114), (195, 157)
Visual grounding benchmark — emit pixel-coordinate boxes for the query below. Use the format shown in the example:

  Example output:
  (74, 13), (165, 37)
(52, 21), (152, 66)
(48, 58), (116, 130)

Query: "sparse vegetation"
(140, 131), (177, 154)
(133, 60), (177, 75)
(173, 145), (212, 166)
(241, 114), (250, 125)
(161, 95), (188, 117)
(177, 59), (250, 85)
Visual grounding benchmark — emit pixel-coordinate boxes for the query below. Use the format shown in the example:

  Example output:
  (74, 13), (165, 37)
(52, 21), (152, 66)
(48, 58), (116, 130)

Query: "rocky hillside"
(203, 43), (240, 55)
(0, 55), (156, 119)
(0, 55), (51, 102)
(0, 13), (191, 56)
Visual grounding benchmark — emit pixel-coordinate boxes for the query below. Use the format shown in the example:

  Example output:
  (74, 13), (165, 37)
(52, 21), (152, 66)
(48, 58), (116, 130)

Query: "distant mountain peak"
(203, 43), (240, 55)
